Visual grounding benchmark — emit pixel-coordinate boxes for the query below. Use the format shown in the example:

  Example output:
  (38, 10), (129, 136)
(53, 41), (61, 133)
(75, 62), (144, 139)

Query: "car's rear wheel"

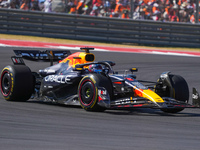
(156, 74), (189, 113)
(0, 65), (34, 101)
(78, 74), (112, 111)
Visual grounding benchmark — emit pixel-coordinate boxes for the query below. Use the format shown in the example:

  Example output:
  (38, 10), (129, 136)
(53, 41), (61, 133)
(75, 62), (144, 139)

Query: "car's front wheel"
(78, 74), (113, 111)
(156, 74), (189, 113)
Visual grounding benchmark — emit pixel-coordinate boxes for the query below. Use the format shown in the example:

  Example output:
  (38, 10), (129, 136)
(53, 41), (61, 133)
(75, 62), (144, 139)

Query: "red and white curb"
(0, 39), (200, 57)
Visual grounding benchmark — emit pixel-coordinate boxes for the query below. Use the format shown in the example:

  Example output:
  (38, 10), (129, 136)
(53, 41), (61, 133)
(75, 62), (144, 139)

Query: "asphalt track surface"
(1, 47), (200, 150)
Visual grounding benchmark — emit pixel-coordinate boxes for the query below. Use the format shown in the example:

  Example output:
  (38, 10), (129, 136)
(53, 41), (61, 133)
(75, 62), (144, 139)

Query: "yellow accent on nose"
(142, 89), (165, 103)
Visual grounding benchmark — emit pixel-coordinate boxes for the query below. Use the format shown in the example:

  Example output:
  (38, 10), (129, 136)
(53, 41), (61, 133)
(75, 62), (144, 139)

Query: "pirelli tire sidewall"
(160, 74), (189, 113)
(78, 74), (112, 111)
(160, 74), (189, 102)
(0, 65), (34, 101)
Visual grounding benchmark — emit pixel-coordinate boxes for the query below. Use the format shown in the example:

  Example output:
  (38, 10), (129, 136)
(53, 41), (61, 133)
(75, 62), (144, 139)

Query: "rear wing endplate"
(11, 56), (25, 65)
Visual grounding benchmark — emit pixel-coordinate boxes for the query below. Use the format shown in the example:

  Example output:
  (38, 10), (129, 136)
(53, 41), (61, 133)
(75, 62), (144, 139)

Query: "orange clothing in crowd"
(77, 1), (84, 10)
(20, 2), (29, 10)
(152, 6), (156, 13)
(178, 0), (181, 5)
(190, 14), (195, 23)
(143, 0), (149, 4)
(199, 12), (200, 22)
(70, 7), (76, 14)
(114, 3), (122, 13)
(69, 0), (78, 14)
(171, 15), (179, 22)
(121, 14), (129, 19)
(143, 8), (150, 16)
(115, 0), (120, 4)
(165, 7), (169, 15)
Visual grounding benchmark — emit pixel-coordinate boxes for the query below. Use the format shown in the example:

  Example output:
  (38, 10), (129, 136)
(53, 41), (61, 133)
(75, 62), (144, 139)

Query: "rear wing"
(12, 50), (71, 66)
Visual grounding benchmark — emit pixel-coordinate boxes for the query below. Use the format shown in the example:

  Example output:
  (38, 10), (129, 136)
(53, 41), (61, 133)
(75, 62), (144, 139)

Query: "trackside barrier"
(0, 8), (200, 48)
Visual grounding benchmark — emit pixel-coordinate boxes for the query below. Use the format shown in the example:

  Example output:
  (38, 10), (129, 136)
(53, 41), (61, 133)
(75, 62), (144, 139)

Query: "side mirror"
(130, 68), (138, 73)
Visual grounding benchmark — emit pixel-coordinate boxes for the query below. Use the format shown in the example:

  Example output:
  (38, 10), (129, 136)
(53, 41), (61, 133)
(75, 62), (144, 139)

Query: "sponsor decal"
(44, 75), (72, 83)
(192, 93), (199, 100)
(98, 88), (107, 101)
(98, 89), (107, 96)
(12, 57), (24, 64)
(114, 97), (138, 105)
(98, 88), (109, 101)
(44, 69), (55, 74)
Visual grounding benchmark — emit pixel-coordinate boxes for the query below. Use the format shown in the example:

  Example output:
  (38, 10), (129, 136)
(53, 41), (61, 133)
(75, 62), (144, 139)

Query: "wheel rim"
(85, 88), (91, 98)
(1, 71), (11, 97)
(79, 79), (96, 106)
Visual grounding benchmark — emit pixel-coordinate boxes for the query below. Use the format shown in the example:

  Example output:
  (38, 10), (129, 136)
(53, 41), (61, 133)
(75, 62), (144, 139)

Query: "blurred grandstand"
(0, 0), (199, 23)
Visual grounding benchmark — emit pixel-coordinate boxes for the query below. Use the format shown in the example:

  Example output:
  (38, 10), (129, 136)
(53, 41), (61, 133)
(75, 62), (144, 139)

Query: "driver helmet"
(88, 64), (102, 74)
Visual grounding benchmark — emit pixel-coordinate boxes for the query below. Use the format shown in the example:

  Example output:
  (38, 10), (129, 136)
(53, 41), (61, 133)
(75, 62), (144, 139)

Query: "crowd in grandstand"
(0, 0), (199, 23)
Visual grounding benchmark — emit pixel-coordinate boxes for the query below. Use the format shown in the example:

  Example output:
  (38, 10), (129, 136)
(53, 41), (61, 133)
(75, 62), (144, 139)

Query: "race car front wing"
(98, 88), (200, 110)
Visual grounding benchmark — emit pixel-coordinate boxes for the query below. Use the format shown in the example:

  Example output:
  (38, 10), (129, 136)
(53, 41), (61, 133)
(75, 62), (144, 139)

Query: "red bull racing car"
(1, 48), (200, 113)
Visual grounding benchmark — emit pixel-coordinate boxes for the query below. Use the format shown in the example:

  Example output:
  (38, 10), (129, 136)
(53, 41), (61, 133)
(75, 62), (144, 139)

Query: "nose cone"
(135, 89), (164, 103)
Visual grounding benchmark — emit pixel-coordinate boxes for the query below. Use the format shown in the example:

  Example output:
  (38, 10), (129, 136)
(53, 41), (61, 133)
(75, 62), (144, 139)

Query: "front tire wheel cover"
(79, 79), (97, 107)
(78, 74), (111, 111)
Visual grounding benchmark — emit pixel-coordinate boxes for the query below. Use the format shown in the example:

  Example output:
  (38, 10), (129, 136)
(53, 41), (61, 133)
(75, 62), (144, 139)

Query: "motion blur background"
(0, 0), (199, 24)
(0, 0), (200, 47)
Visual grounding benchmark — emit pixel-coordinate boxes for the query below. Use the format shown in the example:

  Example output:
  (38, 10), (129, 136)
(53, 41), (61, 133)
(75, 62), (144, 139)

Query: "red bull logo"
(59, 52), (95, 67)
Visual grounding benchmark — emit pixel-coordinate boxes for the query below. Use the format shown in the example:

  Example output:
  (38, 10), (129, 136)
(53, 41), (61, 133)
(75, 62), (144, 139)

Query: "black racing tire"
(78, 74), (113, 112)
(0, 65), (34, 101)
(159, 74), (189, 113)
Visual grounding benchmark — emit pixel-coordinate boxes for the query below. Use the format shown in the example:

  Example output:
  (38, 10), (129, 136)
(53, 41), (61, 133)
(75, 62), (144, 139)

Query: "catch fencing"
(0, 8), (200, 47)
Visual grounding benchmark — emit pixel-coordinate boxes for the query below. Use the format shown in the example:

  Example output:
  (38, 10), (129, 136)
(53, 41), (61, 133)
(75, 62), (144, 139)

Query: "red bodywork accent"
(15, 58), (18, 63)
(134, 89), (143, 97)
(133, 104), (143, 107)
(126, 78), (134, 81)
(113, 82), (122, 84)
(98, 96), (103, 101)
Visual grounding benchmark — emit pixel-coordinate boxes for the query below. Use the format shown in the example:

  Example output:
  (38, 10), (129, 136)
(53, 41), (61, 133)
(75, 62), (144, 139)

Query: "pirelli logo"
(11, 56), (25, 65)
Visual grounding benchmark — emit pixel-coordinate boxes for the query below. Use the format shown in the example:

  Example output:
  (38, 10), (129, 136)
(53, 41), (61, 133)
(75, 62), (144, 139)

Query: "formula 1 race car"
(1, 48), (200, 113)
